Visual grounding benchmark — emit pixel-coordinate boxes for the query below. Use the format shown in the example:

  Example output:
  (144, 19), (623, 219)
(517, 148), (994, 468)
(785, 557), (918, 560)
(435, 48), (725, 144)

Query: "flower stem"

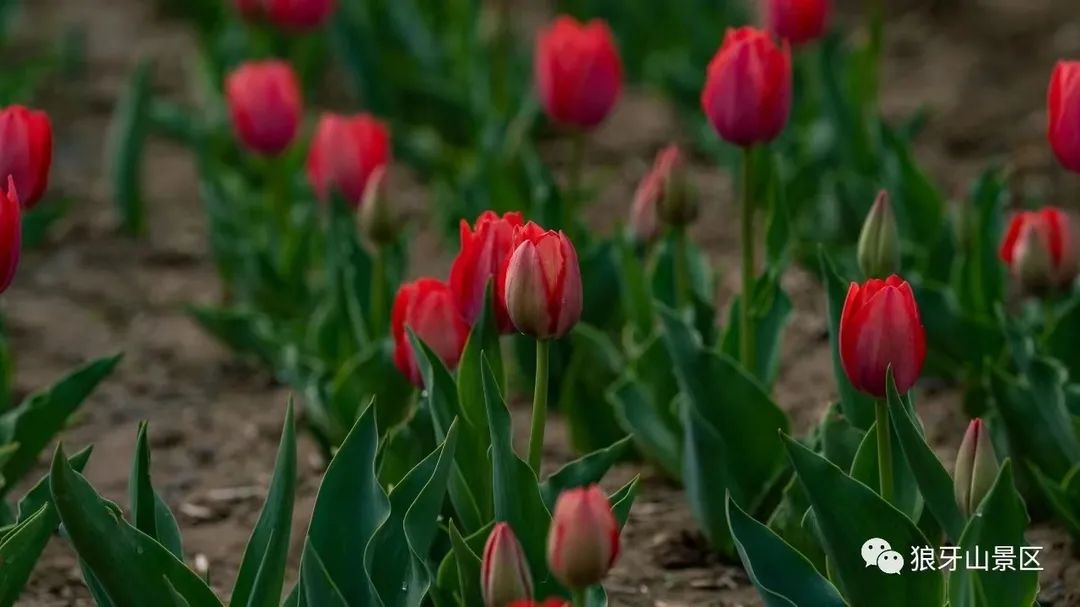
(673, 226), (690, 310)
(875, 398), (893, 503)
(739, 147), (756, 371)
(568, 131), (586, 228)
(528, 339), (551, 475)
(571, 588), (589, 607)
(370, 247), (386, 335)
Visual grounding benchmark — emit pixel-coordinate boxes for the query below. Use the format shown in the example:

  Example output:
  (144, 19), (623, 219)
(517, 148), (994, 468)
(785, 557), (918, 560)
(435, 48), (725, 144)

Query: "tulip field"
(4, 0), (1080, 605)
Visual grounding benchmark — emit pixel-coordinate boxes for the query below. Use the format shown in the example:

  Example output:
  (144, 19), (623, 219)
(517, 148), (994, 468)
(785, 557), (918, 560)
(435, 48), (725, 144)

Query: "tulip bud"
(857, 190), (900, 278)
(266, 0), (336, 29)
(1048, 61), (1080, 174)
(307, 112), (391, 208)
(500, 222), (582, 340)
(765, 0), (831, 47)
(449, 211), (524, 334)
(225, 61), (302, 156)
(482, 523), (533, 607)
(630, 145), (696, 243)
(391, 278), (470, 386)
(838, 275), (926, 398)
(534, 16), (623, 130)
(546, 485), (620, 590)
(357, 166), (399, 247)
(0, 177), (21, 294)
(0, 105), (52, 209)
(999, 207), (1078, 294)
(954, 418), (999, 516)
(701, 27), (792, 147)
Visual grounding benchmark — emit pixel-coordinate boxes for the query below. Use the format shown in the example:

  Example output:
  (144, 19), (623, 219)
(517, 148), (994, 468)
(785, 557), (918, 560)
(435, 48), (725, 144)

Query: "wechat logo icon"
(862, 538), (904, 575)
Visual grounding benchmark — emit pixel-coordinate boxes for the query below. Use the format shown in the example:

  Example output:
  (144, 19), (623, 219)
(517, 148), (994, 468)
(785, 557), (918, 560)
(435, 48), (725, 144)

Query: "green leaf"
(540, 437), (632, 511)
(305, 405), (387, 605)
(819, 251), (875, 429)
(21, 197), (72, 249)
(456, 281), (503, 426)
(107, 58), (151, 236)
(128, 422), (184, 559)
(948, 461), (1038, 607)
(16, 445), (92, 522)
(299, 540), (349, 607)
(721, 271), (793, 387)
(849, 418), (922, 521)
(887, 377), (966, 543)
(783, 436), (945, 607)
(49, 445), (221, 606)
(727, 497), (846, 607)
(609, 377), (682, 480)
(615, 234), (656, 339)
(0, 504), (56, 603)
(609, 475), (640, 528)
(681, 397), (735, 553)
(819, 402), (865, 471)
(230, 403), (296, 607)
(0, 354), (121, 495)
(447, 520), (484, 607)
(558, 324), (627, 454)
(1030, 464), (1080, 541)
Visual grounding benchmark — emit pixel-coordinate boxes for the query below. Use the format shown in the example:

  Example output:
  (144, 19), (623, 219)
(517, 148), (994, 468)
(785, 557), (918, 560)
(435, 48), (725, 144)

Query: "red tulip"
(0, 105), (52, 209)
(547, 485), (620, 590)
(500, 222), (582, 340)
(233, 0), (263, 19)
(225, 61), (302, 156)
(266, 0), (336, 29)
(701, 27), (792, 147)
(482, 523), (533, 607)
(392, 278), (469, 386)
(839, 275), (926, 398)
(508, 601), (569, 607)
(764, 0), (830, 46)
(307, 113), (391, 207)
(450, 211), (524, 333)
(1049, 61), (1080, 173)
(0, 177), (21, 294)
(999, 207), (1078, 292)
(534, 16), (623, 129)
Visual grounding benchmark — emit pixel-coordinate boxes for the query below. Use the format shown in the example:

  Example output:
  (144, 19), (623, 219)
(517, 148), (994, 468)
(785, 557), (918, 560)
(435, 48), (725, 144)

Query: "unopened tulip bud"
(225, 61), (302, 156)
(1000, 207), (1078, 294)
(500, 222), (582, 340)
(358, 166), (399, 247)
(857, 190), (900, 278)
(546, 485), (620, 590)
(630, 145), (696, 243)
(0, 177), (21, 294)
(534, 16), (622, 130)
(954, 418), (999, 516)
(839, 275), (926, 397)
(482, 523), (534, 607)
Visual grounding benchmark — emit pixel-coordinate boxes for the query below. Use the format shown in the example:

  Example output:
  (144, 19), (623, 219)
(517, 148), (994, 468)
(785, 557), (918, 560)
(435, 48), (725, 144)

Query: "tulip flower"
(501, 222), (582, 340)
(701, 27), (792, 148)
(630, 145), (696, 244)
(764, 0), (830, 47)
(547, 485), (620, 596)
(999, 207), (1078, 294)
(839, 275), (926, 398)
(0, 177), (21, 294)
(225, 61), (302, 156)
(391, 278), (469, 387)
(0, 105), (52, 209)
(450, 211), (524, 333)
(266, 0), (336, 29)
(857, 190), (900, 278)
(1048, 61), (1080, 173)
(307, 112), (391, 208)
(482, 523), (533, 607)
(954, 418), (999, 517)
(534, 16), (622, 130)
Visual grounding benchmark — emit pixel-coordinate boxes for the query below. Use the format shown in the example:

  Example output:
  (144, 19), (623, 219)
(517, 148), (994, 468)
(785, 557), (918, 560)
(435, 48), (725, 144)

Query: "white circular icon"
(877, 550), (905, 575)
(861, 538), (892, 568)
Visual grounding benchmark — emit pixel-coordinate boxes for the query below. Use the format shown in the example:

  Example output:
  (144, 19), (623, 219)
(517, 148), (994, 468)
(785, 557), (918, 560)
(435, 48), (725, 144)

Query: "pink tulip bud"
(701, 27), (792, 147)
(631, 145), (695, 242)
(999, 207), (1078, 294)
(954, 418), (999, 516)
(534, 16), (623, 130)
(482, 523), (534, 607)
(764, 0), (830, 47)
(0, 105), (52, 209)
(225, 61), (302, 156)
(500, 222), (582, 340)
(266, 0), (336, 29)
(0, 177), (21, 294)
(546, 485), (620, 590)
(307, 112), (391, 207)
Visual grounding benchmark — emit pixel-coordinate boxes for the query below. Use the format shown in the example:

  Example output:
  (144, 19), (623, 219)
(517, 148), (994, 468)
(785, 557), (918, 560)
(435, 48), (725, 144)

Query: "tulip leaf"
(849, 418), (922, 521)
(49, 445), (221, 606)
(727, 496), (846, 607)
(721, 270), (793, 387)
(305, 404), (387, 606)
(948, 461), (1038, 607)
(447, 520), (484, 607)
(0, 354), (121, 495)
(820, 402), (865, 471)
(952, 169), (1005, 319)
(128, 422), (184, 559)
(17, 445), (92, 522)
(230, 402), (296, 607)
(1030, 463), (1080, 541)
(783, 436), (945, 607)
(886, 376), (966, 543)
(365, 420), (458, 607)
(107, 58), (150, 236)
(299, 540), (349, 607)
(681, 396), (735, 554)
(609, 475), (640, 528)
(540, 437), (632, 511)
(559, 324), (627, 454)
(609, 376), (682, 480)
(0, 504), (58, 604)
(457, 281), (504, 424)
(818, 251), (875, 429)
(614, 234), (656, 338)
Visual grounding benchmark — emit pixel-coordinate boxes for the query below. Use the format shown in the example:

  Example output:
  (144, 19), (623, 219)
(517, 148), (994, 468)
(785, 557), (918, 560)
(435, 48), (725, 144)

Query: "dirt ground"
(8, 0), (1080, 605)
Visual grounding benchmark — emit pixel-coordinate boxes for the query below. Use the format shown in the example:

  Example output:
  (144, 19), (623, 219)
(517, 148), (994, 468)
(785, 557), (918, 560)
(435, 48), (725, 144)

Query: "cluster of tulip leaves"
(0, 354), (120, 602)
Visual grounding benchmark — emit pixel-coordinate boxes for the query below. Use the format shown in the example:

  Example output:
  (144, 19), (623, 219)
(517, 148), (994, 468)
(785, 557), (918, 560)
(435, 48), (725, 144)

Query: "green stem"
(571, 588), (589, 607)
(371, 247), (386, 336)
(528, 339), (551, 475)
(568, 132), (586, 227)
(875, 398), (893, 503)
(739, 148), (756, 371)
(673, 227), (691, 310)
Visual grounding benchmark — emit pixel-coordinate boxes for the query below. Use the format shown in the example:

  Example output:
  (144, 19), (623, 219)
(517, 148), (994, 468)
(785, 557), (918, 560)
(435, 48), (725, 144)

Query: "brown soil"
(8, 0), (1080, 605)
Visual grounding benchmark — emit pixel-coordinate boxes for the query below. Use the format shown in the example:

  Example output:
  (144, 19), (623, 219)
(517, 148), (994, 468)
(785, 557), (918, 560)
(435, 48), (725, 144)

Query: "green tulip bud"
(857, 190), (900, 278)
(954, 418), (999, 516)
